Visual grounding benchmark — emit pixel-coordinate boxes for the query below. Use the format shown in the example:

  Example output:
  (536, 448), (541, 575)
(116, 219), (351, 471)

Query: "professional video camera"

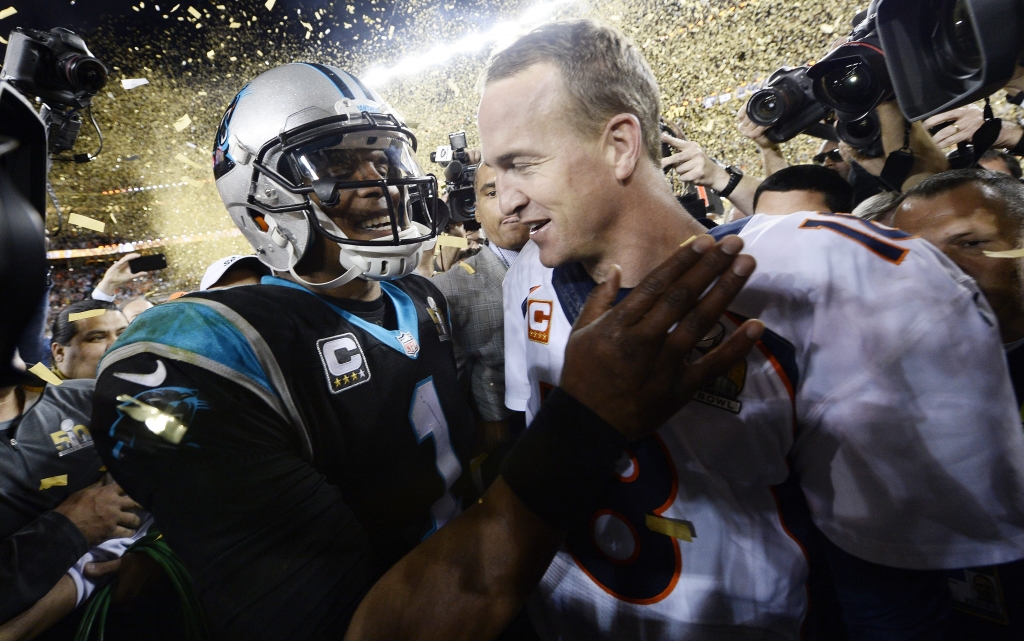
(0, 27), (108, 159)
(0, 82), (49, 386)
(876, 0), (1023, 121)
(430, 131), (478, 224)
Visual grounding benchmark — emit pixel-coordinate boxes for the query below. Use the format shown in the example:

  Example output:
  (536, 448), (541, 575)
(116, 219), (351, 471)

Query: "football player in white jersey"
(479, 19), (1024, 640)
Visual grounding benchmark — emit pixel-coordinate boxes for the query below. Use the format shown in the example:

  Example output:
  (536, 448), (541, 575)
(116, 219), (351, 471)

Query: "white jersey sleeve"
(503, 250), (533, 415)
(728, 213), (1024, 569)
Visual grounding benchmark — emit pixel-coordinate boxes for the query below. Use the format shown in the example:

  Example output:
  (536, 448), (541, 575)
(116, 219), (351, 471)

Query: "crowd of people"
(4, 8), (1024, 641)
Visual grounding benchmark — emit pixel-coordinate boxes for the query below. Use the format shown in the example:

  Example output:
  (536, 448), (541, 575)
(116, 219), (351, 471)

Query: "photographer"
(432, 162), (530, 454)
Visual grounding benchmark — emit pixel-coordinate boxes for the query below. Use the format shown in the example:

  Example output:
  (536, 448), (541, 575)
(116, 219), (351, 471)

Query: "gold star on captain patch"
(334, 377), (342, 388)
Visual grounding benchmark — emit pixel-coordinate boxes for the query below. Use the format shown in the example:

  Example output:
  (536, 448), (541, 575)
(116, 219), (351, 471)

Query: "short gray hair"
(484, 19), (662, 164)
(900, 169), (1024, 240)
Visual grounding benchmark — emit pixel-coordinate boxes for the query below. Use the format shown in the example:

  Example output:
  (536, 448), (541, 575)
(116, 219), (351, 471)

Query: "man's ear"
(51, 341), (64, 364)
(603, 114), (644, 182)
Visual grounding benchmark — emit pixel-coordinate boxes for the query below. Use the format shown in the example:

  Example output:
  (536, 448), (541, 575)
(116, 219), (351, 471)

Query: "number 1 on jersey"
(409, 377), (462, 538)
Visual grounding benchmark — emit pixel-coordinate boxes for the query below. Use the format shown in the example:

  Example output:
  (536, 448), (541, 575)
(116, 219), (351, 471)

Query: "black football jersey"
(91, 275), (476, 640)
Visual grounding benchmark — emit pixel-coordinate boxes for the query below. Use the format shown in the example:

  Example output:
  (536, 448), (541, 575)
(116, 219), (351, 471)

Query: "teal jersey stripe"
(261, 276), (421, 359)
(110, 300), (274, 393)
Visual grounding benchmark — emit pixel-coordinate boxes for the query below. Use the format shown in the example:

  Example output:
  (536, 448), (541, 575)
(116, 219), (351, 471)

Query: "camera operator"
(432, 161), (531, 455)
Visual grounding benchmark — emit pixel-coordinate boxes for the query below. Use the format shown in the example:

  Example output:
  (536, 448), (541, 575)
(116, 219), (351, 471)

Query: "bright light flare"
(361, 0), (577, 88)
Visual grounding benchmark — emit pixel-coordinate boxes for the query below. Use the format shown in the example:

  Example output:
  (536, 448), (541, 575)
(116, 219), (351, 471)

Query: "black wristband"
(500, 387), (628, 531)
(715, 166), (743, 198)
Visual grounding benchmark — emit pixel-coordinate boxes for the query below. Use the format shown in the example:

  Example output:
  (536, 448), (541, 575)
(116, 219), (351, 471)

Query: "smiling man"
(482, 20), (1024, 640)
(86, 62), (763, 641)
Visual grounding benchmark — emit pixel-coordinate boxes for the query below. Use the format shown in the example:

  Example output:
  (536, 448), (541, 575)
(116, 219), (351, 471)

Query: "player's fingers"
(678, 319), (764, 393)
(615, 236), (715, 327)
(117, 494), (143, 512)
(83, 559), (122, 578)
(573, 265), (621, 330)
(118, 510), (143, 530)
(110, 527), (137, 540)
(635, 237), (746, 335)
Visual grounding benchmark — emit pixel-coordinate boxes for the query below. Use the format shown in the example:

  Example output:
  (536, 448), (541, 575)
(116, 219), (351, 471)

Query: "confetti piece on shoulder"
(68, 213), (105, 232)
(174, 153), (205, 170)
(39, 475), (68, 490)
(436, 234), (468, 249)
(265, 0), (276, 10)
(69, 309), (106, 322)
(121, 78), (149, 90)
(0, 7), (17, 20)
(645, 513), (696, 542)
(28, 363), (62, 386)
(173, 114), (192, 132)
(168, 291), (188, 300)
(457, 261), (475, 274)
(983, 248), (1024, 258)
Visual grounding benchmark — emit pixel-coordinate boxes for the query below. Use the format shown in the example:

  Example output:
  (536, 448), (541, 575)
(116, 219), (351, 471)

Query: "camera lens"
(747, 89), (788, 126)
(933, 0), (982, 80)
(57, 53), (108, 93)
(836, 111), (882, 156)
(822, 63), (874, 105)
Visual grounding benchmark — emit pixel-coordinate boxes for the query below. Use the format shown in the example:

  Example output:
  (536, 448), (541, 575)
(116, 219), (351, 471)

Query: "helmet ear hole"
(247, 209), (270, 232)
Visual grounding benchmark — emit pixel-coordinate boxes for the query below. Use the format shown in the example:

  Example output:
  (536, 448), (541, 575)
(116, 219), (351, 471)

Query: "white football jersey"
(504, 212), (1024, 640)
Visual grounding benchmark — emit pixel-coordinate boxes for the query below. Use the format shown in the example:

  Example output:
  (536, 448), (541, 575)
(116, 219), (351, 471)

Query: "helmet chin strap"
(266, 212), (364, 292)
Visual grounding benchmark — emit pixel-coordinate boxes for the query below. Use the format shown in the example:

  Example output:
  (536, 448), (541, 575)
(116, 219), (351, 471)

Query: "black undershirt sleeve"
(0, 510), (88, 624)
(91, 354), (375, 641)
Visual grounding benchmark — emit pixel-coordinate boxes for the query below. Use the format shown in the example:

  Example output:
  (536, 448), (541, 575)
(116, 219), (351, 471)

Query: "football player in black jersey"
(89, 63), (762, 640)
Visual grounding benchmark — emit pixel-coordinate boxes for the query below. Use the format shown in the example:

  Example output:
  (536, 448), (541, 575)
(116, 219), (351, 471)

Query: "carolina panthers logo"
(213, 88), (245, 179)
(128, 387), (207, 425)
(110, 387), (208, 454)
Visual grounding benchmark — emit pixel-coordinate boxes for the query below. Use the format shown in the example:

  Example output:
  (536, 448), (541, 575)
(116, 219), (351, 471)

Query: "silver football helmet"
(212, 63), (440, 290)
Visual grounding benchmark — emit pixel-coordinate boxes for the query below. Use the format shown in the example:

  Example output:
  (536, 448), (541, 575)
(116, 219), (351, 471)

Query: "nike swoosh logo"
(113, 360), (167, 387)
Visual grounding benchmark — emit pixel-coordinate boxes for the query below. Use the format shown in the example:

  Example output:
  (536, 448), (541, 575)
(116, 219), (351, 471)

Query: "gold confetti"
(39, 475), (68, 490)
(229, 21), (241, 28)
(187, 5), (201, 18)
(28, 363), (62, 386)
(68, 309), (107, 321)
(172, 114), (192, 131)
(174, 153), (205, 170)
(457, 262), (475, 274)
(435, 234), (468, 249)
(68, 213), (106, 232)
(0, 7), (17, 20)
(206, 49), (215, 59)
(116, 394), (189, 444)
(680, 235), (698, 247)
(645, 514), (696, 542)
(264, 0), (275, 10)
(983, 249), (1024, 258)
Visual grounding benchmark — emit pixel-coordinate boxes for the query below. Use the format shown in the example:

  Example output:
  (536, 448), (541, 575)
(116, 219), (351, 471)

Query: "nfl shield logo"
(396, 331), (420, 357)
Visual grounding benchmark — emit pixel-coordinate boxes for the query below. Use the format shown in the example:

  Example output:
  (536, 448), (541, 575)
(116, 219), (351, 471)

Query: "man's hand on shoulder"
(53, 481), (142, 546)
(560, 234), (762, 441)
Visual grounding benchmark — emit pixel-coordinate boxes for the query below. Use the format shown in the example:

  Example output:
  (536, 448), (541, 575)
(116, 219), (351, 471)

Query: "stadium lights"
(361, 0), (577, 88)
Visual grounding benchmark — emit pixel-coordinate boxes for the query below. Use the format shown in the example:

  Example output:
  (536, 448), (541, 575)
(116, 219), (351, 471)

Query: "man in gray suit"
(432, 163), (531, 452)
